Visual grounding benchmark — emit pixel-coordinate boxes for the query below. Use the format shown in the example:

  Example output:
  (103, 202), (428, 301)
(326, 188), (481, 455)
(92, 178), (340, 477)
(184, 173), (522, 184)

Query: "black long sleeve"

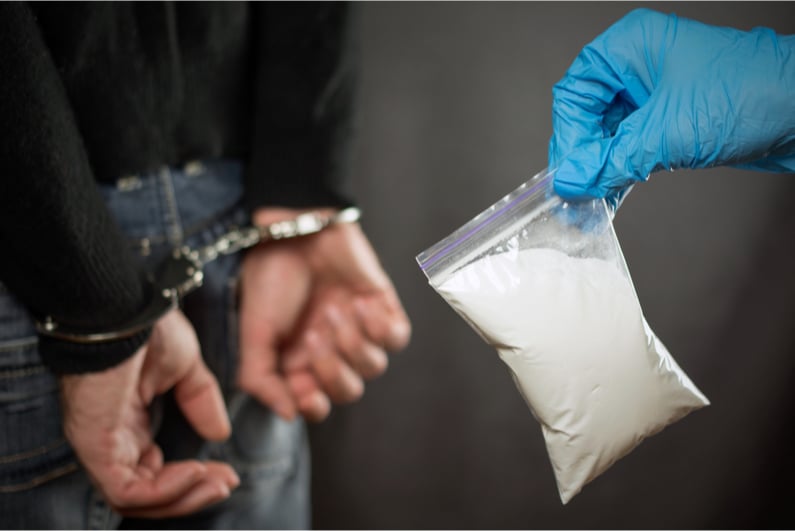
(246, 2), (355, 211)
(0, 2), (150, 373)
(0, 2), (354, 373)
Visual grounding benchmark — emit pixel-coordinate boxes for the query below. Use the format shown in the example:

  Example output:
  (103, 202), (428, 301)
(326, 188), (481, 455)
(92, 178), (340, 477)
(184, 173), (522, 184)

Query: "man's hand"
(60, 309), (240, 518)
(238, 208), (411, 422)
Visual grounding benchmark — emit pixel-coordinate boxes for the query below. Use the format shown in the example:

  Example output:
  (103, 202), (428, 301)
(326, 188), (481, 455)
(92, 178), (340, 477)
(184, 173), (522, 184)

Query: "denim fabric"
(0, 159), (310, 529)
(0, 287), (103, 529)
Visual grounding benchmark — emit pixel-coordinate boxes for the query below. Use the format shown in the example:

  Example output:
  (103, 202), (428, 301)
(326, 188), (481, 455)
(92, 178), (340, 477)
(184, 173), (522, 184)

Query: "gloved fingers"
(549, 9), (673, 168)
(554, 104), (660, 203)
(550, 39), (649, 165)
(549, 52), (628, 167)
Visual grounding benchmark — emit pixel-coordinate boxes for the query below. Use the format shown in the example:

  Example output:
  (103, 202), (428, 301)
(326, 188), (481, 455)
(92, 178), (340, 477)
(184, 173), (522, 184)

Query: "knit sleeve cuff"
(38, 327), (152, 374)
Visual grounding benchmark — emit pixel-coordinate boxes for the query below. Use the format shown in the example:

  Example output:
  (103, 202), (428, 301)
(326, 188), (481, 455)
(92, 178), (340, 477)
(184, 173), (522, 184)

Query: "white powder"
(436, 247), (709, 503)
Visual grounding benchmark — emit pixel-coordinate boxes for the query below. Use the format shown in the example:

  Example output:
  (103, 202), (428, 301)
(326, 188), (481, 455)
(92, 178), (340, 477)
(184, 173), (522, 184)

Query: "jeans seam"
(225, 274), (240, 393)
(157, 166), (184, 246)
(0, 337), (38, 352)
(0, 365), (47, 379)
(0, 462), (79, 494)
(0, 438), (69, 465)
(236, 455), (294, 478)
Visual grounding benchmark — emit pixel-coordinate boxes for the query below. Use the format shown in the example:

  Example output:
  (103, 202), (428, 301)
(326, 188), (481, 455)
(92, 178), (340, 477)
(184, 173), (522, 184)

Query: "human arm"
(548, 8), (795, 210)
(240, 3), (411, 421)
(0, 4), (238, 515)
(245, 2), (354, 211)
(61, 309), (239, 518)
(0, 1), (150, 371)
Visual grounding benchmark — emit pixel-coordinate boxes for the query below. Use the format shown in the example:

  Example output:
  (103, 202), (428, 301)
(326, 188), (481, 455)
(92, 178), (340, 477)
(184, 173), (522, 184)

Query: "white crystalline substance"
(436, 248), (708, 503)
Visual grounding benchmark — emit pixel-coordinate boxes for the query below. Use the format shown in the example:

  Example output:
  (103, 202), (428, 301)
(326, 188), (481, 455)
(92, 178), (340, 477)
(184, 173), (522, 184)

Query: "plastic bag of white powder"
(416, 168), (708, 503)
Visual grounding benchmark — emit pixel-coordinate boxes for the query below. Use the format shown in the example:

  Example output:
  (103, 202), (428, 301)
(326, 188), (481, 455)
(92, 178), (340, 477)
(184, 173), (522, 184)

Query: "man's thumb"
(174, 361), (231, 441)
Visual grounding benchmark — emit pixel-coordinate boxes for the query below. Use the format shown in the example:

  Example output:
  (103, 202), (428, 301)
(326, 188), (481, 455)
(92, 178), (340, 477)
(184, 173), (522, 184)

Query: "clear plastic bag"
(416, 168), (709, 504)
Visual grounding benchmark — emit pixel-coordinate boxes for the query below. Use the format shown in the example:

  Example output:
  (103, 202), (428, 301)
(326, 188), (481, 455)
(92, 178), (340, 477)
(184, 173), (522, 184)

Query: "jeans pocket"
(224, 396), (304, 482)
(0, 290), (77, 493)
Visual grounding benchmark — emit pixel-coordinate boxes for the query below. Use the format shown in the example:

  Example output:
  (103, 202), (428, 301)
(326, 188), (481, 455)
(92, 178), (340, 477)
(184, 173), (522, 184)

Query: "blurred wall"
(309, 3), (795, 528)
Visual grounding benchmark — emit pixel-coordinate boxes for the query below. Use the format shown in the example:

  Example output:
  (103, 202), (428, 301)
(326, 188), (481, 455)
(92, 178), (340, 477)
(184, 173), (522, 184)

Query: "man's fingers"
(281, 345), (312, 372)
(286, 369), (319, 396)
(116, 469), (236, 519)
(287, 370), (332, 422)
(118, 481), (230, 519)
(105, 461), (206, 509)
(297, 392), (332, 422)
(139, 445), (164, 476)
(325, 304), (388, 380)
(202, 461), (240, 490)
(306, 331), (364, 404)
(174, 360), (231, 442)
(238, 357), (297, 420)
(354, 295), (411, 353)
(239, 286), (299, 421)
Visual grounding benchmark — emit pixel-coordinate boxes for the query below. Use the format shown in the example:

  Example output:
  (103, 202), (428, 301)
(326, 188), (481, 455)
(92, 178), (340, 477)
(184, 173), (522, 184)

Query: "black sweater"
(0, 2), (353, 373)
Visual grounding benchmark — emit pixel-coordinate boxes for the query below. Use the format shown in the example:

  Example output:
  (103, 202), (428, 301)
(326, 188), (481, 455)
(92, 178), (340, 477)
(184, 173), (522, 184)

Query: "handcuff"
(35, 207), (361, 344)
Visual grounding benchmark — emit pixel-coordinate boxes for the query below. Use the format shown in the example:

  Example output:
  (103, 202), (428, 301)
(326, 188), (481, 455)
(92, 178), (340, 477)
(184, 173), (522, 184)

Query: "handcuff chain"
(189, 206), (361, 269)
(190, 226), (261, 267)
(34, 207), (361, 344)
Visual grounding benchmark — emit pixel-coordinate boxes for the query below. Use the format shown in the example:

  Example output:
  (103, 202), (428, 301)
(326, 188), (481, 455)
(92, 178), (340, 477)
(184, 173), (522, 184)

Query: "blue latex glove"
(549, 8), (795, 211)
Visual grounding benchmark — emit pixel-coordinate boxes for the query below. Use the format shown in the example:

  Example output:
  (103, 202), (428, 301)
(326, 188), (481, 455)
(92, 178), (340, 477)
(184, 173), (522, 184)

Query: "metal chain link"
(171, 207), (361, 299)
(186, 206), (361, 269)
(35, 207), (362, 344)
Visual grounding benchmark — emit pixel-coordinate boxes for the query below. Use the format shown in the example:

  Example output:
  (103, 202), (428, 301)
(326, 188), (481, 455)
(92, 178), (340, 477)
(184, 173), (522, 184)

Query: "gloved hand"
(549, 8), (795, 210)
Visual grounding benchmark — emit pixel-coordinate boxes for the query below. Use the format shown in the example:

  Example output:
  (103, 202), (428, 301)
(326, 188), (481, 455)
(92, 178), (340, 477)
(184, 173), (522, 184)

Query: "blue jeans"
(0, 160), (310, 529)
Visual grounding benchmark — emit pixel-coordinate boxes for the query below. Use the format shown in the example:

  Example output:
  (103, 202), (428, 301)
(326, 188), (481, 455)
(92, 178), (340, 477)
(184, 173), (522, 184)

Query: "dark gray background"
(309, 3), (795, 528)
